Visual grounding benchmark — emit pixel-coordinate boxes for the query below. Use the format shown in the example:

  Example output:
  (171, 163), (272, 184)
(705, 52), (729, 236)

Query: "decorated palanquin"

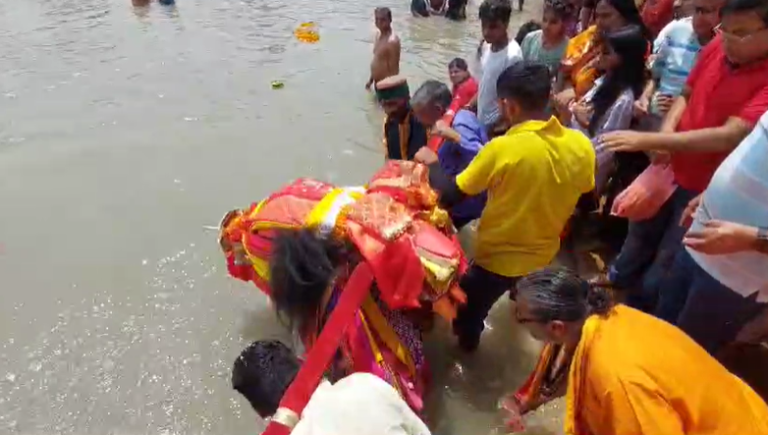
(219, 160), (467, 317)
(218, 161), (468, 435)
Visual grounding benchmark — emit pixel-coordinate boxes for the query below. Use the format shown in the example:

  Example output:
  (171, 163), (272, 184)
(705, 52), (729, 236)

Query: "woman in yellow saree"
(507, 267), (768, 435)
(555, 0), (649, 116)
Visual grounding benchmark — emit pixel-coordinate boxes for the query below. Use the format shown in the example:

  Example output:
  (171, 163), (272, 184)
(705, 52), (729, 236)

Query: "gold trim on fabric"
(272, 407), (300, 429)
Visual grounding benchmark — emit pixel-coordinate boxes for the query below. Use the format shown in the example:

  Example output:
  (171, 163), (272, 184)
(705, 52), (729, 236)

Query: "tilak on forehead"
(375, 75), (410, 102)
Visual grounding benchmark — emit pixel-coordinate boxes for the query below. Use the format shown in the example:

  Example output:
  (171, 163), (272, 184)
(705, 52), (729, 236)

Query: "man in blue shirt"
(634, 0), (723, 127)
(411, 80), (488, 229)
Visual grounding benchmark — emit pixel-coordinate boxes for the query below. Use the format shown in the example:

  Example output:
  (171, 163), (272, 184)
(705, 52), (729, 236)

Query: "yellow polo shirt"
(456, 117), (595, 277)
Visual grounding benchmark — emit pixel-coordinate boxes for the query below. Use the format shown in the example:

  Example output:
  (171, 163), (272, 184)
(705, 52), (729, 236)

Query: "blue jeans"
(608, 187), (697, 312)
(656, 249), (767, 355)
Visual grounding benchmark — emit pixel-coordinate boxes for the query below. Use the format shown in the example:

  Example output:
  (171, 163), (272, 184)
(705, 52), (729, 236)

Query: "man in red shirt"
(597, 0), (768, 313)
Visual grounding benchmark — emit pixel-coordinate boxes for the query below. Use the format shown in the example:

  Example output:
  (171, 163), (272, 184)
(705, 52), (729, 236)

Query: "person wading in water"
(366, 8), (401, 92)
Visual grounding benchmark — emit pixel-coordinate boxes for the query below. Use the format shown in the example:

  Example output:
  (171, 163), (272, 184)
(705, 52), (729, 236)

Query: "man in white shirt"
(232, 340), (431, 435)
(292, 373), (431, 435)
(656, 110), (768, 355)
(471, 0), (523, 134)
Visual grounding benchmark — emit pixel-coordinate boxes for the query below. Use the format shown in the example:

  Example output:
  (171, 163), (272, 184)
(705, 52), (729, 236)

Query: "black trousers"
(453, 264), (519, 344)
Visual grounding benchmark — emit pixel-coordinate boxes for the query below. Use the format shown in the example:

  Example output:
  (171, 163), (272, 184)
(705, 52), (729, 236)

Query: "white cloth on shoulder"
(291, 373), (431, 435)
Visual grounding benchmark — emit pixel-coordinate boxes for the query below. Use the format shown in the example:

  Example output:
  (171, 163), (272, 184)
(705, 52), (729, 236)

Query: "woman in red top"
(447, 58), (478, 112)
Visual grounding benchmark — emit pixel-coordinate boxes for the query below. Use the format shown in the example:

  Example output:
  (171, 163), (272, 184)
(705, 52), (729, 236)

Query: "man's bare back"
(367, 7), (401, 90)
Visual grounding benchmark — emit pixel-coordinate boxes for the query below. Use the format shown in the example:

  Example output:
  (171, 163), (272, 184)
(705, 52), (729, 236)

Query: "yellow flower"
(294, 22), (319, 43)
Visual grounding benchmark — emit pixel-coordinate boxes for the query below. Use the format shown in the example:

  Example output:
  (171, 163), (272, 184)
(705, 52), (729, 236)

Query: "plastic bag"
(611, 163), (677, 222)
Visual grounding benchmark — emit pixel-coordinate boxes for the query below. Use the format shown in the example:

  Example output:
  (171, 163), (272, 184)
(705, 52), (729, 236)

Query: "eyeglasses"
(715, 24), (768, 44)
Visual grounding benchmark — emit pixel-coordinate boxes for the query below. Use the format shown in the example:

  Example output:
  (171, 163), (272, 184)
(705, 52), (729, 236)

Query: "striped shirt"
(688, 110), (768, 302)
(650, 18), (701, 115)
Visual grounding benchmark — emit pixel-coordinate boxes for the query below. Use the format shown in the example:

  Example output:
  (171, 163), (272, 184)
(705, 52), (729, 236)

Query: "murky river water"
(0, 0), (564, 434)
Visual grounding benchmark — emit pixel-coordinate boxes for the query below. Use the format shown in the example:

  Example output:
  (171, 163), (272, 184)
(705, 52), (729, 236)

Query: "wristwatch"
(756, 226), (768, 254)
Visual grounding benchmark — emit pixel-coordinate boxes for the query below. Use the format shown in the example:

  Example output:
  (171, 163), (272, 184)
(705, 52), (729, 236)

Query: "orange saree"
(562, 25), (601, 100)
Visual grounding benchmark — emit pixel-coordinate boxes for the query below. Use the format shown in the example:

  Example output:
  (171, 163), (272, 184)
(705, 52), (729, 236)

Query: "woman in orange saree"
(508, 267), (768, 435)
(554, 0), (649, 118)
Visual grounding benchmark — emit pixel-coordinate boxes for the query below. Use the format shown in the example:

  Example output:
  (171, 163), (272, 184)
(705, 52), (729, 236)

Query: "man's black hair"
(375, 6), (393, 20)
(231, 340), (301, 418)
(479, 0), (513, 24)
(720, 0), (768, 25)
(544, 0), (572, 19)
(496, 61), (552, 112)
(448, 57), (469, 71)
(515, 20), (543, 44)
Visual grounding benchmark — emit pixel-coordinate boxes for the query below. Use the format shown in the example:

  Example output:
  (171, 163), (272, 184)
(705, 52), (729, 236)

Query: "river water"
(0, 1), (564, 434)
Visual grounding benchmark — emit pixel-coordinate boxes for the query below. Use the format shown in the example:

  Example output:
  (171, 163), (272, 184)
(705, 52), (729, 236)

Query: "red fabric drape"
(261, 263), (375, 435)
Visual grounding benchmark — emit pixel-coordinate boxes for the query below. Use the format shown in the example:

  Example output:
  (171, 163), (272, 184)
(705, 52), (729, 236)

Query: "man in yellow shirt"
(430, 61), (595, 351)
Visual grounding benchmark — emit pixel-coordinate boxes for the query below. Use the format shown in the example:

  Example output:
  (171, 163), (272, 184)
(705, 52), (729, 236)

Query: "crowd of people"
(226, 0), (768, 433)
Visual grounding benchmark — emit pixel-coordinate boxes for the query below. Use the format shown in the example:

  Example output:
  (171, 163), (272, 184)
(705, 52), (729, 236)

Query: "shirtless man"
(366, 8), (401, 91)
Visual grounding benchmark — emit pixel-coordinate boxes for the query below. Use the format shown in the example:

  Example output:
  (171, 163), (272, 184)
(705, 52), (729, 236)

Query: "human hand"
(655, 94), (674, 115)
(498, 394), (527, 433)
(414, 146), (438, 165)
(553, 88), (576, 115)
(598, 130), (652, 153)
(572, 101), (593, 126)
(432, 119), (462, 143)
(679, 194), (702, 227)
(683, 220), (757, 255)
(650, 150), (671, 165)
(633, 96), (650, 118)
(433, 119), (451, 136)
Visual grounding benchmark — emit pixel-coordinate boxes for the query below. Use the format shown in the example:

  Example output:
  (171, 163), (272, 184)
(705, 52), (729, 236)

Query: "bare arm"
(579, 7), (593, 30)
(641, 79), (656, 102)
(644, 116), (752, 153)
(685, 221), (768, 255)
(659, 86), (689, 133)
(390, 37), (401, 75)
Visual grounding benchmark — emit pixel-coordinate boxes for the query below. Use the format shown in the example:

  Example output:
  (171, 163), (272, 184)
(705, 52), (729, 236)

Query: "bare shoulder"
(389, 32), (400, 43)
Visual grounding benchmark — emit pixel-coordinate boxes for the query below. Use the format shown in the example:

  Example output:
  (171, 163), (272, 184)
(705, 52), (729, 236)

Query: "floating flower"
(294, 22), (319, 43)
